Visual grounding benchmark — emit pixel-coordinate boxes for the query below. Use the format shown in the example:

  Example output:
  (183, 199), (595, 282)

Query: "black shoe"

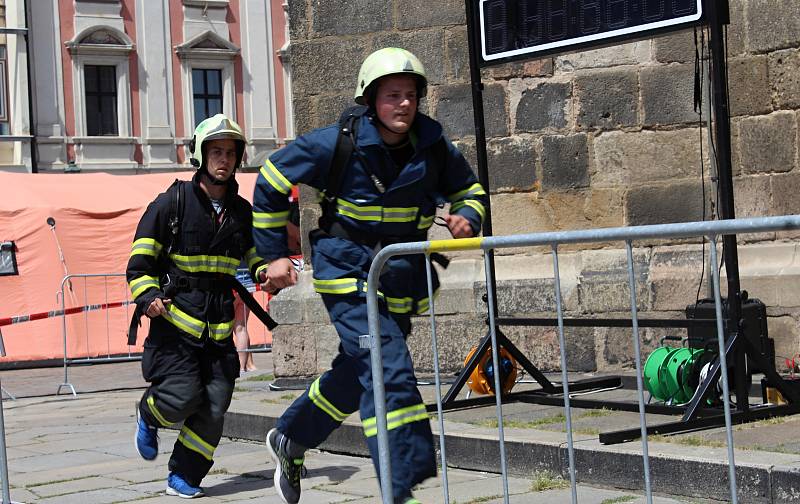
(267, 428), (305, 504)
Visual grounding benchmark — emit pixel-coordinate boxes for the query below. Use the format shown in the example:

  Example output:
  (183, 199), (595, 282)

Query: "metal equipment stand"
(600, 0), (800, 444)
(451, 0), (800, 441)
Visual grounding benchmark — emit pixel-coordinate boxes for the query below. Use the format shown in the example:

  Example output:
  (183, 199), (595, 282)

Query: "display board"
(479, 0), (704, 64)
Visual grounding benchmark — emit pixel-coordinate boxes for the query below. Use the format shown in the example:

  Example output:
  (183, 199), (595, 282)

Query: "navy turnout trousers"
(276, 294), (436, 501)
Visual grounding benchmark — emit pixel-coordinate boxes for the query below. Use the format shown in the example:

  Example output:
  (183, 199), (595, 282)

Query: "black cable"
(693, 27), (707, 310)
(716, 24), (733, 280)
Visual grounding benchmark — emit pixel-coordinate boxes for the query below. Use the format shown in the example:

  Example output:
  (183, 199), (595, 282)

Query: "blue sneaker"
(134, 411), (158, 461)
(167, 472), (205, 499)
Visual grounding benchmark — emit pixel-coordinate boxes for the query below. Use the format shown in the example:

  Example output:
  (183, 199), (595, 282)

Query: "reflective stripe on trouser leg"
(277, 353), (361, 448)
(167, 343), (238, 487)
(326, 294), (436, 501)
(138, 324), (205, 429)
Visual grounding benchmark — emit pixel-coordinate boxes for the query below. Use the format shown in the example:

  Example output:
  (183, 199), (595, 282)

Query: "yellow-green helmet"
(189, 114), (246, 170)
(354, 47), (427, 105)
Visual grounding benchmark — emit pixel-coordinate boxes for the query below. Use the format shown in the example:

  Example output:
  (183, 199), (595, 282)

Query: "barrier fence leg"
(0, 375), (19, 503)
(551, 244), (578, 504)
(709, 236), (739, 504)
(424, 255), (450, 504)
(366, 280), (393, 504)
(57, 283), (76, 397)
(625, 241), (653, 503)
(483, 252), (510, 503)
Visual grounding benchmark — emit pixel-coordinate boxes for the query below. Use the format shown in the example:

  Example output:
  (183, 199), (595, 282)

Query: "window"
(65, 27), (134, 139)
(176, 30), (239, 134)
(84, 64), (118, 136)
(192, 68), (222, 127)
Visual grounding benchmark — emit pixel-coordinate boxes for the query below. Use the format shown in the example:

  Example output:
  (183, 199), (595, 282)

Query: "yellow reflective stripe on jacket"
(162, 303), (206, 338)
(147, 395), (177, 428)
(130, 238), (163, 258)
(253, 209), (289, 229)
(385, 295), (414, 314)
(363, 403), (429, 438)
(382, 206), (419, 223)
(450, 199), (486, 220)
(208, 320), (234, 341)
(447, 182), (486, 202)
(129, 275), (160, 299)
(336, 199), (382, 222)
(244, 247), (263, 270)
(260, 160), (293, 195)
(336, 199), (418, 223)
(313, 278), (360, 295)
(178, 425), (215, 461)
(417, 214), (434, 230)
(309, 377), (349, 422)
(168, 253), (239, 275)
(255, 262), (269, 281)
(463, 199), (486, 220)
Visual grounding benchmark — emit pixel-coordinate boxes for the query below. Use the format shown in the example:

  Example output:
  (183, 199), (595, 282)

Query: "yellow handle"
(426, 237), (483, 252)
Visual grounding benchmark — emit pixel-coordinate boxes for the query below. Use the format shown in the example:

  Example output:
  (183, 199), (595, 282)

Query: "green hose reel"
(643, 344), (707, 404)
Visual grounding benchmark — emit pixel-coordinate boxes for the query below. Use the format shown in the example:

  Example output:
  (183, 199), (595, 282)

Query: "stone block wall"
(275, 0), (800, 378)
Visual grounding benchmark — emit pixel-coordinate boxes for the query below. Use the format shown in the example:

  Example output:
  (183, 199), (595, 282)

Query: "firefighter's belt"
(127, 274), (277, 345)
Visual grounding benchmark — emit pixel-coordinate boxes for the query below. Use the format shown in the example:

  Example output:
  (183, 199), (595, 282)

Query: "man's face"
(205, 138), (238, 182)
(374, 74), (418, 135)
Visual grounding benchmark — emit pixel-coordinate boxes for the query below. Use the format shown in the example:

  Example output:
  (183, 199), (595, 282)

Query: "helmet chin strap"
(201, 166), (234, 186)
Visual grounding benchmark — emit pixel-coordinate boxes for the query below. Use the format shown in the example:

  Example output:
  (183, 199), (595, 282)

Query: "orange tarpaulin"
(0, 171), (269, 363)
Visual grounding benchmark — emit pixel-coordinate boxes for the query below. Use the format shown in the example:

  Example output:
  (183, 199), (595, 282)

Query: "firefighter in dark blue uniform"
(127, 114), (268, 498)
(254, 48), (487, 504)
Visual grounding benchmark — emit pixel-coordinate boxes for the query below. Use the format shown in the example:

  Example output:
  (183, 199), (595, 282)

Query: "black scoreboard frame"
(477, 0), (706, 66)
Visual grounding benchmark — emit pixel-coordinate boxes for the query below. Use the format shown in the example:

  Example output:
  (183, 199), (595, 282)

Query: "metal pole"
(0, 374), (12, 503)
(709, 236), (739, 503)
(625, 241), (653, 503)
(551, 245), (577, 504)
(22, 0), (37, 173)
(366, 258), (393, 504)
(707, 0), (747, 408)
(424, 255), (449, 504)
(464, 0), (499, 311)
(484, 253), (509, 503)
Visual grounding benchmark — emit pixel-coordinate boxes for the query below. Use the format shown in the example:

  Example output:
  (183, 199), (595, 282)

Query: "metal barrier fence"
(365, 214), (800, 504)
(57, 273), (134, 396)
(56, 272), (273, 396)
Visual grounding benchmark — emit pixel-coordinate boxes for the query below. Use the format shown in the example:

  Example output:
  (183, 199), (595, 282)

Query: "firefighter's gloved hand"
(444, 214), (474, 239)
(261, 258), (297, 294)
(146, 297), (171, 318)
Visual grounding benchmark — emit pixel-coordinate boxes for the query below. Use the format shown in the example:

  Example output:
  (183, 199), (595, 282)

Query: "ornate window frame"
(175, 30), (239, 135)
(65, 25), (134, 139)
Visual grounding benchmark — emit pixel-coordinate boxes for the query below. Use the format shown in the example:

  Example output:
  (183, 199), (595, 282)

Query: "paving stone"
(30, 475), (127, 497)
